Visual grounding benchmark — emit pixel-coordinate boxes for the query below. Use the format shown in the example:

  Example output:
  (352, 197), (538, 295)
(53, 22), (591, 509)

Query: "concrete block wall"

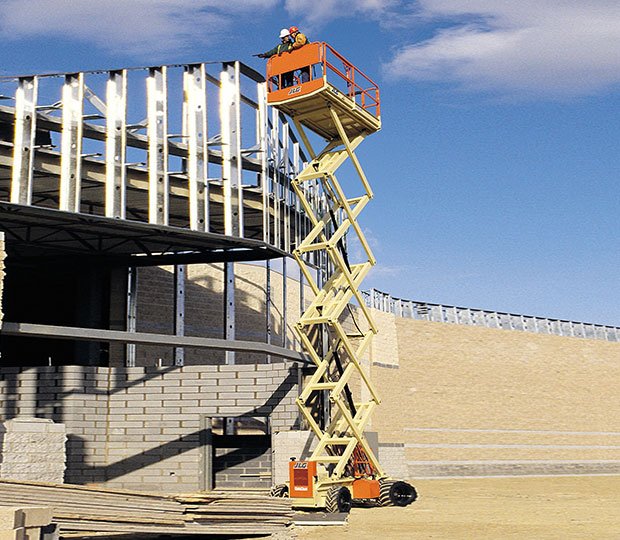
(0, 418), (66, 483)
(272, 430), (315, 485)
(213, 434), (272, 489)
(0, 232), (5, 324)
(369, 311), (620, 478)
(134, 266), (177, 365)
(130, 262), (309, 367)
(0, 363), (300, 493)
(378, 443), (408, 479)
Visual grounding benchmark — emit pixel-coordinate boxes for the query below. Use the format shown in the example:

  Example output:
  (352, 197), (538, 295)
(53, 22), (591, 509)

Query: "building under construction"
(0, 41), (618, 534)
(0, 44), (411, 505)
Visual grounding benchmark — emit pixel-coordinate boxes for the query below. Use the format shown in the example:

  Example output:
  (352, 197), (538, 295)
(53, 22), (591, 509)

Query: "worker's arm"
(291, 33), (308, 50)
(256, 45), (280, 58)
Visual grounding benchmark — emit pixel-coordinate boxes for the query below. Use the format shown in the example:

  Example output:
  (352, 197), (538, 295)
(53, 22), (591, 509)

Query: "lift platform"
(266, 44), (416, 512)
(267, 42), (381, 140)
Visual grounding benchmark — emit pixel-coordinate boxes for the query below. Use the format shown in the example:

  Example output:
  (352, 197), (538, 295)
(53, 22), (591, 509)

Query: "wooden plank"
(0, 480), (293, 536)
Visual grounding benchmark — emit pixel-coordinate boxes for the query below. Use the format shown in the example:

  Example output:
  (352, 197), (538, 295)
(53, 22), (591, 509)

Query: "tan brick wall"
(132, 262), (309, 367)
(0, 232), (5, 325)
(369, 312), (620, 476)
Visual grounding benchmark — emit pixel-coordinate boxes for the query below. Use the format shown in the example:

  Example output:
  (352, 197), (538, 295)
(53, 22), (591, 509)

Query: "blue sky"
(0, 1), (618, 325)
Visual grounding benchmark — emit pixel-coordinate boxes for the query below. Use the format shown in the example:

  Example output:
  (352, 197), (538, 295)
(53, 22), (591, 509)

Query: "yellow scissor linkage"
(266, 43), (416, 512)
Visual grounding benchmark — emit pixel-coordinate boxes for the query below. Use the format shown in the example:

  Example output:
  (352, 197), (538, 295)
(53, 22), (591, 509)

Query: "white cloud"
(284, 0), (402, 27)
(0, 0), (277, 55)
(384, 1), (620, 97)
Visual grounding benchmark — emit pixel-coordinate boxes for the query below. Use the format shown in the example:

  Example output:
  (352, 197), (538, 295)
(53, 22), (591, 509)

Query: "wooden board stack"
(0, 480), (293, 537)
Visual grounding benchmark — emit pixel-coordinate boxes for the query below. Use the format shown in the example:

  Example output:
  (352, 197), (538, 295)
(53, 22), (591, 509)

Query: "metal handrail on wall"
(363, 288), (620, 343)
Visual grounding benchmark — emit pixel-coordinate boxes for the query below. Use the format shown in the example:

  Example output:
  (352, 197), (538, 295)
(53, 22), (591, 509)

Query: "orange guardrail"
(266, 42), (380, 118)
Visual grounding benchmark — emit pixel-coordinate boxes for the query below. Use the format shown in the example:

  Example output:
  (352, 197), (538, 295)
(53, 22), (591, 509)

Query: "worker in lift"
(255, 28), (294, 88)
(288, 26), (311, 83)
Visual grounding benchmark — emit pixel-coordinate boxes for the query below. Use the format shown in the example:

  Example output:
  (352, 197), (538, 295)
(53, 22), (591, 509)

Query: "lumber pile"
(175, 491), (293, 532)
(0, 480), (293, 536)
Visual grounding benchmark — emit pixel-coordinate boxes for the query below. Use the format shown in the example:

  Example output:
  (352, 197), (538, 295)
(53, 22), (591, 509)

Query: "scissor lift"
(266, 43), (416, 512)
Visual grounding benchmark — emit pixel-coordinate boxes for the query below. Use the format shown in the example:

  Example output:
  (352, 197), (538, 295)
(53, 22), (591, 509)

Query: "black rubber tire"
(379, 479), (394, 506)
(270, 484), (289, 498)
(379, 479), (417, 507)
(390, 481), (417, 507)
(325, 486), (352, 513)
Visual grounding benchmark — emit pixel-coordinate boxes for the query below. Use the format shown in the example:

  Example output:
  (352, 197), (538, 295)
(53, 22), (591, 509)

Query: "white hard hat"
(279, 28), (290, 38)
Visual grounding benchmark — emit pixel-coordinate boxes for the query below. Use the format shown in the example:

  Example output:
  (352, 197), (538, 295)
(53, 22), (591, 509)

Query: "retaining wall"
(369, 310), (620, 477)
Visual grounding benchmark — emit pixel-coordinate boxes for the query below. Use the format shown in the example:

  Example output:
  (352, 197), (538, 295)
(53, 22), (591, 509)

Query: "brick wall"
(0, 363), (299, 492)
(272, 430), (315, 485)
(130, 262), (307, 367)
(0, 232), (5, 324)
(369, 311), (620, 477)
(4, 256), (618, 484)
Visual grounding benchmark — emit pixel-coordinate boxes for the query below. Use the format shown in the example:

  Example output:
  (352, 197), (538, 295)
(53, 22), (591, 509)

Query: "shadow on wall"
(0, 364), (300, 488)
(0, 259), (305, 368)
(133, 263), (304, 367)
(0, 259), (306, 488)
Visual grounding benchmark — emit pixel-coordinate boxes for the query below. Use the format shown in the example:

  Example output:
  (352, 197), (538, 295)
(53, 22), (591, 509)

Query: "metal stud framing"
(271, 108), (281, 249)
(365, 288), (620, 343)
(2, 61), (327, 373)
(59, 73), (85, 213)
(282, 120), (291, 254)
(147, 66), (169, 226)
(125, 266), (137, 367)
(105, 70), (127, 219)
(184, 64), (209, 232)
(10, 77), (38, 205)
(258, 81), (269, 244)
(266, 260), (272, 363)
(221, 62), (243, 238)
(224, 261), (236, 365)
(174, 264), (186, 366)
(4, 62), (312, 252)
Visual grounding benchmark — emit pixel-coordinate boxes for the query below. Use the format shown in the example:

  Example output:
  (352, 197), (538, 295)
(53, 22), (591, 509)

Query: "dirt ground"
(293, 476), (620, 540)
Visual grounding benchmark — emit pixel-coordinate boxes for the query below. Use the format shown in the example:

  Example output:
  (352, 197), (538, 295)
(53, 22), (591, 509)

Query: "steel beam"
(0, 321), (311, 363)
